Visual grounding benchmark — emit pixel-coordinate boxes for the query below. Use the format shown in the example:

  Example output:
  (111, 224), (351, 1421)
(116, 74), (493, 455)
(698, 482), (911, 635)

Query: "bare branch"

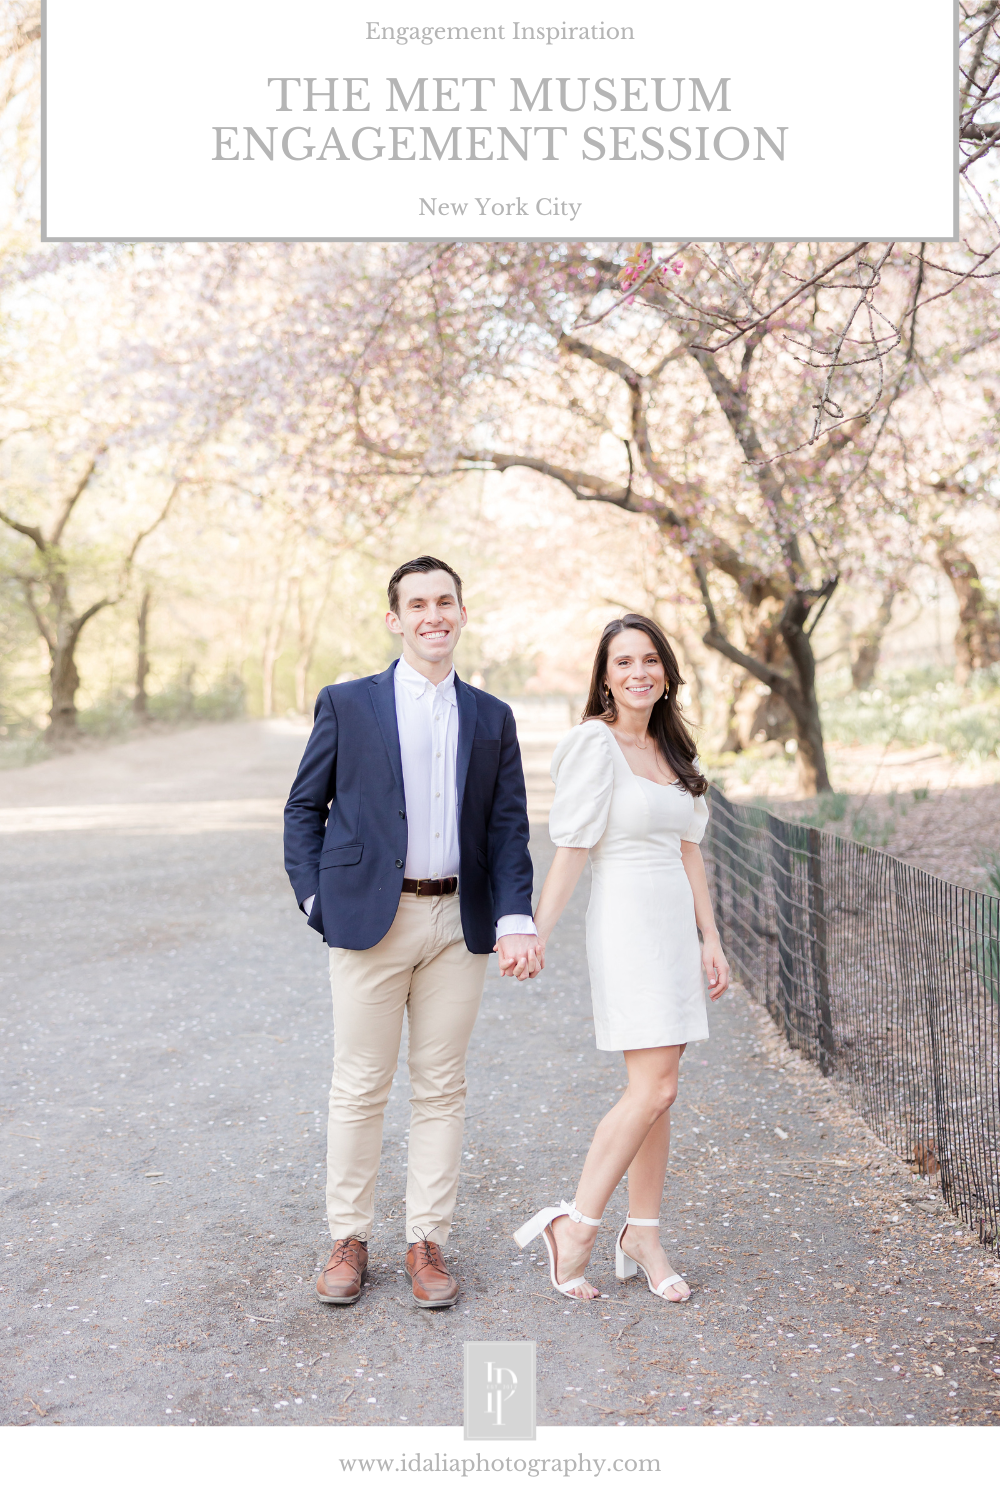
(18, 578), (54, 650)
(0, 505), (45, 550)
(459, 449), (634, 506)
(66, 595), (114, 645)
(49, 451), (105, 547)
(558, 334), (640, 388)
(657, 244), (870, 353)
(122, 480), (182, 570)
(693, 561), (801, 704)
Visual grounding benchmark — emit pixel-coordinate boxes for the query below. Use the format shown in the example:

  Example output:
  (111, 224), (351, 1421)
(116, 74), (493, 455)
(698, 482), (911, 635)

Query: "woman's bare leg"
(622, 1100), (690, 1300)
(546, 1046), (682, 1299)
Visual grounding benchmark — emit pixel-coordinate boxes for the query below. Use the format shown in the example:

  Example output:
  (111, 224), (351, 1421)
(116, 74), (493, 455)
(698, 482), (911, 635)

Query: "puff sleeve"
(548, 723), (615, 849)
(680, 761), (710, 844)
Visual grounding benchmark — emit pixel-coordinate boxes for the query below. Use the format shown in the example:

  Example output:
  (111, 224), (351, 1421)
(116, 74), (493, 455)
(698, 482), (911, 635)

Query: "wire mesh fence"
(704, 784), (1000, 1256)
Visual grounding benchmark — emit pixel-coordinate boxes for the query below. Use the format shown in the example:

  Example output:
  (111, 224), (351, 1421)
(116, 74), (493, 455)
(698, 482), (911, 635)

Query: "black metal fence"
(704, 785), (1000, 1255)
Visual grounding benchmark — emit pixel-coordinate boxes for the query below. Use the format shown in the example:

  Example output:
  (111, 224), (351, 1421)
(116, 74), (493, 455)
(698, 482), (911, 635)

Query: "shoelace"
(409, 1239), (444, 1276)
(328, 1237), (364, 1269)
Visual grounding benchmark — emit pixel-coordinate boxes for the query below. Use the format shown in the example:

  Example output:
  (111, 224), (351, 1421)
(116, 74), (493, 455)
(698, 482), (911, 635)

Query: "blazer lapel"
(455, 675), (478, 815)
(369, 661), (404, 793)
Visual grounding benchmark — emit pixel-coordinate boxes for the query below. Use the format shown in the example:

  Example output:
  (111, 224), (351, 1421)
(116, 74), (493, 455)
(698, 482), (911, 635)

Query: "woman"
(514, 614), (730, 1303)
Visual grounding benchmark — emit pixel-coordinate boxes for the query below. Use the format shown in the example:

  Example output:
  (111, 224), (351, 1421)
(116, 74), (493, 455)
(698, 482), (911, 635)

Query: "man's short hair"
(387, 556), (464, 618)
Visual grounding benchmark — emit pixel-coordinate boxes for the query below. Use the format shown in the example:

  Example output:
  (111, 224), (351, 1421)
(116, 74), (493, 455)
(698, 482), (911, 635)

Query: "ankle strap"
(562, 1199), (601, 1227)
(626, 1216), (660, 1227)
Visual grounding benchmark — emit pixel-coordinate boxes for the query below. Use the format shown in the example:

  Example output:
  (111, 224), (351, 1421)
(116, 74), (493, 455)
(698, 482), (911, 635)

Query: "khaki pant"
(326, 891), (488, 1245)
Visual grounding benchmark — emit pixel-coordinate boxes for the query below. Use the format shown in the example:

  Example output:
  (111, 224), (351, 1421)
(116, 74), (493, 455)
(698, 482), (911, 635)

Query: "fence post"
(767, 812), (795, 1043)
(806, 826), (834, 1075)
(709, 788), (725, 934)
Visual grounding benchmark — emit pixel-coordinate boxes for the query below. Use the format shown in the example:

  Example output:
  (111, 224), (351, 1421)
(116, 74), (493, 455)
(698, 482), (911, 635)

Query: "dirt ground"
(712, 740), (1000, 893)
(1, 718), (998, 1427)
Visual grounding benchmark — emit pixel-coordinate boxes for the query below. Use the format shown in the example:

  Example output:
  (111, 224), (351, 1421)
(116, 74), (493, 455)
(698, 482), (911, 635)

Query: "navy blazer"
(283, 661), (534, 953)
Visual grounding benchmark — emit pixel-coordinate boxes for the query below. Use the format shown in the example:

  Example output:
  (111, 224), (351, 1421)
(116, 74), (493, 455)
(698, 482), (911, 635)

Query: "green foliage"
(784, 789), (897, 848)
(963, 926), (1000, 1005)
(146, 671), (246, 724)
(820, 665), (1000, 762)
(848, 806), (896, 850)
(977, 849), (1000, 900)
(0, 730), (48, 771)
(796, 791), (849, 829)
(76, 672), (245, 740)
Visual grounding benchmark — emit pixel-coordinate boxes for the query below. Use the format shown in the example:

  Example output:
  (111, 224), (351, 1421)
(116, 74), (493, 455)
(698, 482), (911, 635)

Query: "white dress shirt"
(394, 655), (461, 880)
(305, 657), (535, 939)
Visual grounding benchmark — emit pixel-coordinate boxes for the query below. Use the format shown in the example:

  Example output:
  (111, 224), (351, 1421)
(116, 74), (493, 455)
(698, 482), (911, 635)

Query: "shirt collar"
(395, 656), (457, 704)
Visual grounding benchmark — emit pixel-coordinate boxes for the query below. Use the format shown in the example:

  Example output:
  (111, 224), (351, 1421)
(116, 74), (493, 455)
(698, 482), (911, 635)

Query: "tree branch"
(122, 480), (181, 570)
(640, 243), (870, 352)
(693, 561), (802, 707)
(459, 449), (634, 506)
(66, 595), (114, 648)
(961, 122), (1000, 141)
(0, 505), (45, 551)
(18, 578), (54, 651)
(558, 333), (641, 388)
(49, 450), (104, 547)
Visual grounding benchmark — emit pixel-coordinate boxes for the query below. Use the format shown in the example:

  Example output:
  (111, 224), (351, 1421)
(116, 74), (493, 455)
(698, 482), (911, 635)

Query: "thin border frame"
(38, 0), (962, 246)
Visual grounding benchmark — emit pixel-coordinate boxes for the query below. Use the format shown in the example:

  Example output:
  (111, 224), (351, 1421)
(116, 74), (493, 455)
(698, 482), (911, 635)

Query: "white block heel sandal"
(615, 1217), (691, 1303)
(513, 1200), (601, 1300)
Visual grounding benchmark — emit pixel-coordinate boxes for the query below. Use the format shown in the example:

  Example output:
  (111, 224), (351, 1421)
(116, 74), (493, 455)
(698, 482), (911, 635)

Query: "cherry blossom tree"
(270, 232), (989, 794)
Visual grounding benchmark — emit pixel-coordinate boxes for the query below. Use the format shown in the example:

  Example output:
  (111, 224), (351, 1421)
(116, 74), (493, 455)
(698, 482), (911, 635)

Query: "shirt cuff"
(495, 914), (537, 939)
(303, 894), (315, 917)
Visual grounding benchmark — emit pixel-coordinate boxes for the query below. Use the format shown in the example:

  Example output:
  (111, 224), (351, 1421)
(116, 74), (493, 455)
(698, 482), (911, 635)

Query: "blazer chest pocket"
(471, 737), (501, 775)
(319, 843), (363, 868)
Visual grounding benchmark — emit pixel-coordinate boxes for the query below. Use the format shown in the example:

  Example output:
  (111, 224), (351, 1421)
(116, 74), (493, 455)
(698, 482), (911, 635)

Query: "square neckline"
(595, 720), (682, 789)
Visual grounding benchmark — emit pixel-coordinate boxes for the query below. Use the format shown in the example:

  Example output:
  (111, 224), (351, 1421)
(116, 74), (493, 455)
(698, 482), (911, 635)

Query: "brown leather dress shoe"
(316, 1238), (368, 1305)
(405, 1239), (459, 1308)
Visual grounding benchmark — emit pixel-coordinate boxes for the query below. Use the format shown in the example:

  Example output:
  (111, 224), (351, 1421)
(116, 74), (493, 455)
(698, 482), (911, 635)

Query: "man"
(284, 556), (542, 1310)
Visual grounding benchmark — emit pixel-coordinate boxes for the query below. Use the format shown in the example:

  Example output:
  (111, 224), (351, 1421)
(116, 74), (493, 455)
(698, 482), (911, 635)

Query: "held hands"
(701, 933), (731, 1000)
(495, 933), (545, 981)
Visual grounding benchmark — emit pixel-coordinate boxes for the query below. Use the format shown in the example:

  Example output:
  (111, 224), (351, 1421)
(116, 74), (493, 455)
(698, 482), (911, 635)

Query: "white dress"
(549, 720), (710, 1052)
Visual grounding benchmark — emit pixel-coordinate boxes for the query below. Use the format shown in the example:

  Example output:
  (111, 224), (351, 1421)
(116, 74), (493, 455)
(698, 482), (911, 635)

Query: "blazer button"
(399, 809), (406, 819)
(395, 859), (404, 868)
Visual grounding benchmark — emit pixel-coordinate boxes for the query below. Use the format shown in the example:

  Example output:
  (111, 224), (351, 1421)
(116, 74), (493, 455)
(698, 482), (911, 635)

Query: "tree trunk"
(788, 691), (832, 796)
(135, 586), (151, 718)
(293, 561), (337, 714)
(47, 639), (81, 742)
(777, 590), (834, 795)
(740, 607), (796, 745)
(293, 574), (309, 716)
(261, 573), (291, 718)
(851, 585), (897, 690)
(933, 530), (1000, 683)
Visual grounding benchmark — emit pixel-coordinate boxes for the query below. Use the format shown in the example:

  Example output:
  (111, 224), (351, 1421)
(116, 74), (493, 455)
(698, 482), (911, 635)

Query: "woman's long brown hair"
(583, 613), (708, 798)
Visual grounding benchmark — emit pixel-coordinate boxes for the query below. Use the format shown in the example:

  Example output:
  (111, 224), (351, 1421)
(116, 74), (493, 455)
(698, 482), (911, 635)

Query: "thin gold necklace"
(614, 726), (651, 750)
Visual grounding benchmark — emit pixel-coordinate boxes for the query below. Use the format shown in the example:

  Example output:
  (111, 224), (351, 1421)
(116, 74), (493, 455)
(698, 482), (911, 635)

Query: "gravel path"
(2, 720), (998, 1427)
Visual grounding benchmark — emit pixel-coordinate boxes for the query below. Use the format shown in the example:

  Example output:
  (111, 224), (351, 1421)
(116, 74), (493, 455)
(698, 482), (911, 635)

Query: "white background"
(2, 1423), (993, 1497)
(43, 0), (956, 240)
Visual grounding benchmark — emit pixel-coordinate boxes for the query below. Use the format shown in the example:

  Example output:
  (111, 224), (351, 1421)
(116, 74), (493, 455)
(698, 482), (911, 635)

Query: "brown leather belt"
(401, 876), (458, 896)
